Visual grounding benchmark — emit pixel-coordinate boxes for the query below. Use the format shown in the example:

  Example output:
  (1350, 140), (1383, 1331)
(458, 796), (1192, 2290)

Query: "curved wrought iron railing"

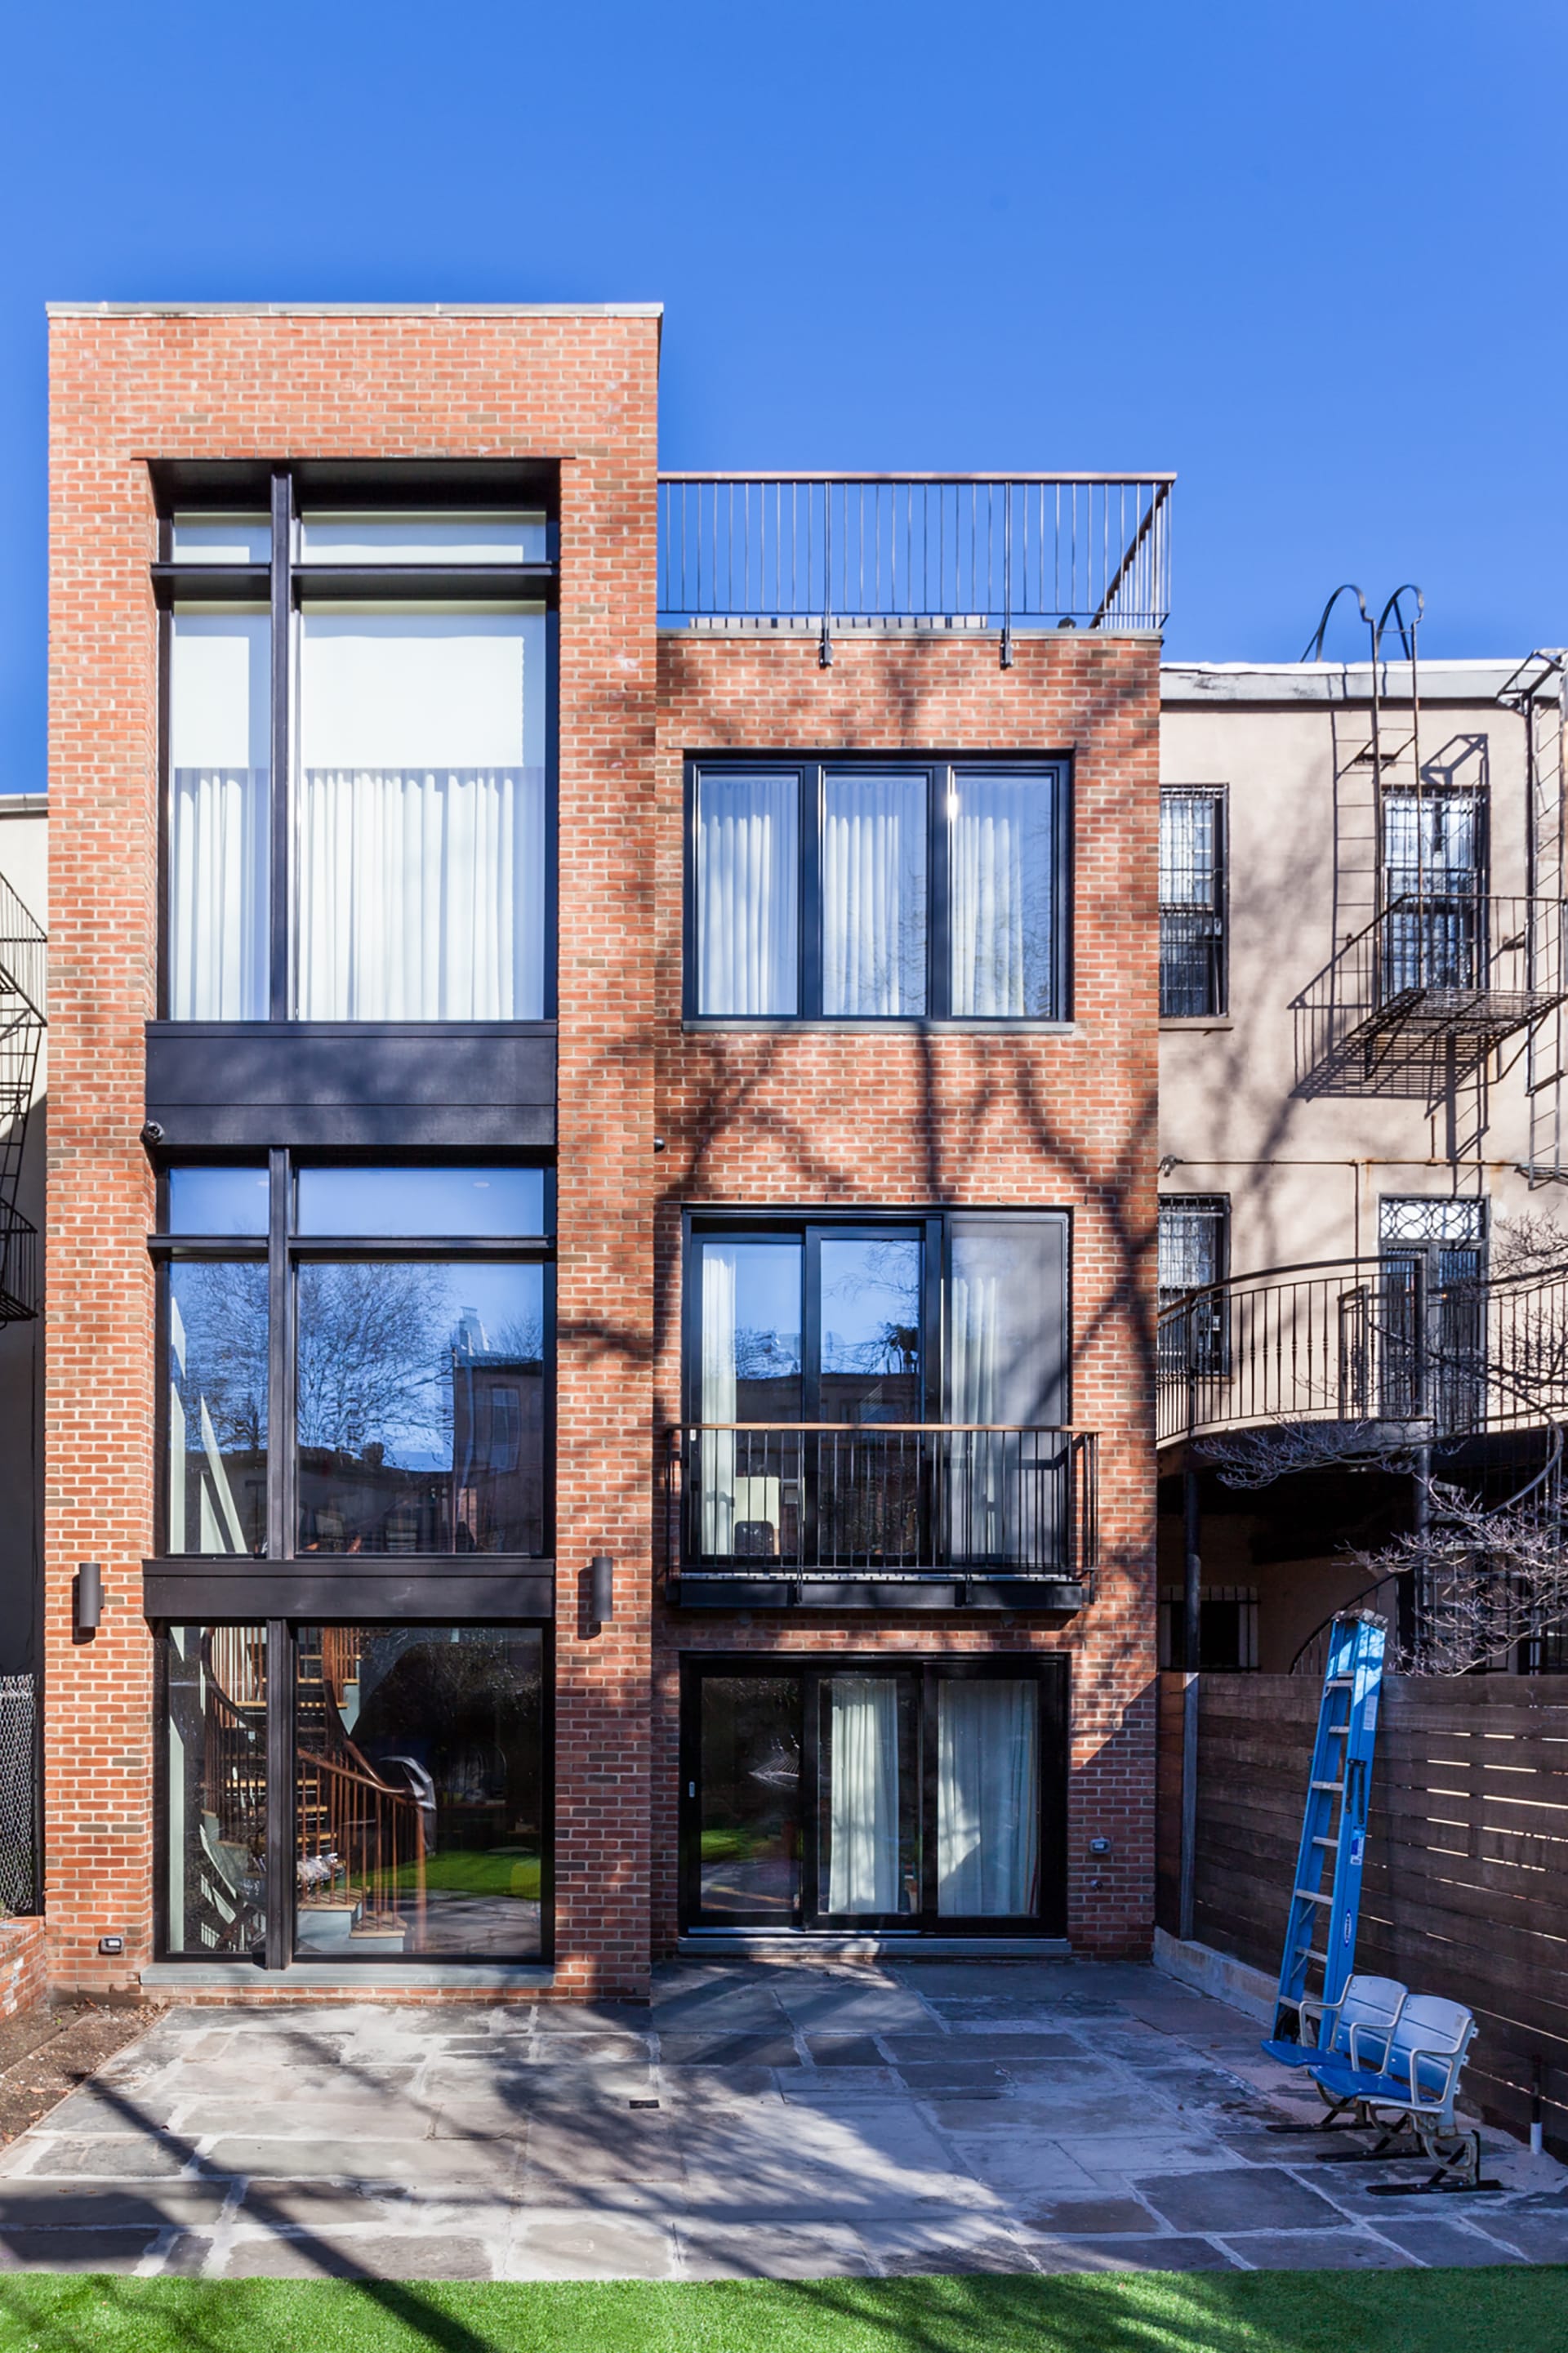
(1159, 1251), (1568, 1449)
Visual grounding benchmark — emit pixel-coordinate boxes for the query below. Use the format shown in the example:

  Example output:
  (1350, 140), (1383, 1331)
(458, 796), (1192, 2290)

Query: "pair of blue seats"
(1263, 1973), (1485, 2190)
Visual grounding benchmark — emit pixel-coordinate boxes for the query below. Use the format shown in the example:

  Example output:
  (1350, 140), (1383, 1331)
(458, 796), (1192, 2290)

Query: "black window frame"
(681, 1205), (1071, 1429)
(1156, 1193), (1231, 1380)
(683, 754), (1072, 1025)
(679, 1651), (1069, 1937)
(152, 461), (561, 1027)
(150, 1150), (557, 1578)
(154, 1616), (555, 1972)
(1159, 785), (1227, 1018)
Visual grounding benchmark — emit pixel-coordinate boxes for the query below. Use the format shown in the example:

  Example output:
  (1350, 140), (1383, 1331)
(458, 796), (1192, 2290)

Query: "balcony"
(666, 1423), (1098, 1610)
(657, 475), (1172, 661)
(1294, 893), (1566, 1100)
(1157, 1253), (1568, 1451)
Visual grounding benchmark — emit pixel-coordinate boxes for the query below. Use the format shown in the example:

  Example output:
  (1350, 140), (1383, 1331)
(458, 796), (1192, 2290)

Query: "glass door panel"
(164, 1624), (268, 1958)
(936, 1678), (1040, 1917)
(695, 1239), (803, 1562)
(815, 1232), (924, 1565)
(294, 1624), (543, 1961)
(697, 1674), (802, 1921)
(817, 1673), (920, 1918)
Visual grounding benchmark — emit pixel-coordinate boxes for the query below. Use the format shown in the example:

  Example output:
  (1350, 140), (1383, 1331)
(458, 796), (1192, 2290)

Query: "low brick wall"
(0, 1918), (46, 2017)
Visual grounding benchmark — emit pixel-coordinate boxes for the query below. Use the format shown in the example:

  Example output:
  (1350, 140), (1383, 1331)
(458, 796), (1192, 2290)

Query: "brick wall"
(46, 308), (660, 1997)
(0, 1918), (47, 2019)
(652, 631), (1160, 1955)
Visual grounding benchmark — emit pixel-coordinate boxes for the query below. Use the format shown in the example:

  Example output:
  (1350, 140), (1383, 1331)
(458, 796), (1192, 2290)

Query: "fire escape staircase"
(0, 873), (44, 1325)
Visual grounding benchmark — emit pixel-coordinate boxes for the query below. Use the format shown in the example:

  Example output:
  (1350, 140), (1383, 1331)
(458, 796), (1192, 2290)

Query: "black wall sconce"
(74, 1562), (104, 1640)
(590, 1553), (614, 1629)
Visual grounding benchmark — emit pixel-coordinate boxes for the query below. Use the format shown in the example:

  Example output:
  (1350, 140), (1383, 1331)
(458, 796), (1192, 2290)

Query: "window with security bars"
(1381, 787), (1486, 995)
(1158, 1195), (1230, 1378)
(1160, 789), (1226, 1017)
(1378, 1196), (1487, 1430)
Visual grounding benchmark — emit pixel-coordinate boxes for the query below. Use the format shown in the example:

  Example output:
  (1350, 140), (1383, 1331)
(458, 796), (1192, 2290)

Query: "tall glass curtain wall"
(163, 1623), (545, 1961)
(160, 1165), (551, 1558)
(690, 1216), (1067, 1570)
(694, 764), (1062, 1020)
(165, 506), (549, 1021)
(689, 1663), (1058, 1931)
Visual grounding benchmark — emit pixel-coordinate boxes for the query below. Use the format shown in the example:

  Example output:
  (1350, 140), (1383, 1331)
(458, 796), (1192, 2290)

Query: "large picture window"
(680, 1656), (1067, 1935)
(158, 1620), (545, 1964)
(680, 1210), (1071, 1576)
(155, 1158), (553, 1561)
(157, 473), (555, 1025)
(688, 760), (1068, 1022)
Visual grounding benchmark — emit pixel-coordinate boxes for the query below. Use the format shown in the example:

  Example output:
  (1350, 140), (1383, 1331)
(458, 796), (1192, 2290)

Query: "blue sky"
(2, 0), (1563, 791)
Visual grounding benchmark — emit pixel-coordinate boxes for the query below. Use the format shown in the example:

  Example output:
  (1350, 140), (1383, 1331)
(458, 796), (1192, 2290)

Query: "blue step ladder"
(1261, 1611), (1386, 2060)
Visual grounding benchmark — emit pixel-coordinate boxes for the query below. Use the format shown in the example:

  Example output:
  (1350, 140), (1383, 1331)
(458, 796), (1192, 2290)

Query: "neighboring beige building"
(1156, 655), (1568, 1669)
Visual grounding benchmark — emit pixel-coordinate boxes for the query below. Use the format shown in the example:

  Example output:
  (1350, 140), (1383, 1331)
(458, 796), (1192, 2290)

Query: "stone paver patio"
(0, 1959), (1562, 2278)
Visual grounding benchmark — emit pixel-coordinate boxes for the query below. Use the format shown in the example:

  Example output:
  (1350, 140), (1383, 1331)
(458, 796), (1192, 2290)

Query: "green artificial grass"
(0, 2268), (1559, 2353)
(385, 1851), (542, 1899)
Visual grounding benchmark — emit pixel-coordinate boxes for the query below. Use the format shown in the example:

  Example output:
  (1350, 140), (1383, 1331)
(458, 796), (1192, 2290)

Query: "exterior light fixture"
(590, 1554), (614, 1628)
(74, 1562), (103, 1637)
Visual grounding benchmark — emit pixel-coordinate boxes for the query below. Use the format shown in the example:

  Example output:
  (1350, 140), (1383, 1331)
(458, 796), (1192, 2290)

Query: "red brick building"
(44, 304), (1166, 1999)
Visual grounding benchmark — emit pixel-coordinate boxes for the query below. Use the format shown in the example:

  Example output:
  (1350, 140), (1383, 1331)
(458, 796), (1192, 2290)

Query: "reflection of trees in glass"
(171, 1263), (268, 1451)
(822, 1241), (921, 1376)
(296, 1263), (452, 1462)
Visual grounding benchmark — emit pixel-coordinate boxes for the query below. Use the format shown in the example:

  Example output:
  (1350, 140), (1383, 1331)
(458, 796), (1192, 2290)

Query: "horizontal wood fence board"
(1168, 1672), (1568, 2160)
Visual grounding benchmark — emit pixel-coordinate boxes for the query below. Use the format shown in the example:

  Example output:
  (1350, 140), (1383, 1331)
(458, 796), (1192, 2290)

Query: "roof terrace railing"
(657, 474), (1173, 661)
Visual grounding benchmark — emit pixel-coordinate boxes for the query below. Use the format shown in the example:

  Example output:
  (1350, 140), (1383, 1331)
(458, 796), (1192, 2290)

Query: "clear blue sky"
(2, 0), (1563, 791)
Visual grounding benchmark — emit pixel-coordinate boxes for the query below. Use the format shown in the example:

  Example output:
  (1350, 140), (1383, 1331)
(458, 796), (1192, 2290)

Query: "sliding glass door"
(681, 1656), (1066, 1935)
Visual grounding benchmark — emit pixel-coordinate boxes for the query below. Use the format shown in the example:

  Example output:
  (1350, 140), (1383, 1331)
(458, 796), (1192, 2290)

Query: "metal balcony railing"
(1293, 893), (1567, 1100)
(0, 1205), (38, 1326)
(666, 1423), (1098, 1587)
(0, 871), (45, 1025)
(657, 475), (1172, 660)
(1158, 1252), (1568, 1450)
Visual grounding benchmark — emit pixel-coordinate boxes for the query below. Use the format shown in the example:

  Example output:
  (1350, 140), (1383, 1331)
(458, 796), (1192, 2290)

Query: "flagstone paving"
(0, 1958), (1561, 2279)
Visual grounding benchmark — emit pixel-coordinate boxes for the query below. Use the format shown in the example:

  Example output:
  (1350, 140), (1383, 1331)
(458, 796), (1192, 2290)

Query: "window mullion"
(802, 765), (822, 1019)
(264, 1618), (293, 1971)
(267, 1148), (290, 1562)
(268, 470), (292, 1022)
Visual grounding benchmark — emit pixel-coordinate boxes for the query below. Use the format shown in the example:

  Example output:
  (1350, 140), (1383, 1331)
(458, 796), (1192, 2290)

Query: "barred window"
(1158, 1195), (1230, 1380)
(1160, 788), (1226, 1018)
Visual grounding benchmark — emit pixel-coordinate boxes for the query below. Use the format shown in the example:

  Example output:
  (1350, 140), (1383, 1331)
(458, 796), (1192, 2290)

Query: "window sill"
(1160, 1016), (1234, 1032)
(682, 1018), (1083, 1037)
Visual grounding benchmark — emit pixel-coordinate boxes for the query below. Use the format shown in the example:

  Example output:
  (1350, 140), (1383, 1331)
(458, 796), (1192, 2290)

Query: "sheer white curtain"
(294, 609), (546, 1019)
(937, 1680), (1040, 1915)
(826, 1676), (900, 1914)
(950, 773), (1055, 1017)
(822, 774), (926, 1016)
(697, 774), (799, 1014)
(169, 613), (270, 1019)
(700, 1246), (738, 1556)
(948, 1259), (1001, 1561)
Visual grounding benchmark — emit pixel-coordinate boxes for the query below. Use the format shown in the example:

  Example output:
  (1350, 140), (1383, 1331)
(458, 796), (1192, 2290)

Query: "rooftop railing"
(657, 474), (1172, 660)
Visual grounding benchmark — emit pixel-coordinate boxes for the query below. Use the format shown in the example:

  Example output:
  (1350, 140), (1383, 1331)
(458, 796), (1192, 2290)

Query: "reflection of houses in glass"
(449, 1311), (546, 1555)
(297, 1284), (546, 1558)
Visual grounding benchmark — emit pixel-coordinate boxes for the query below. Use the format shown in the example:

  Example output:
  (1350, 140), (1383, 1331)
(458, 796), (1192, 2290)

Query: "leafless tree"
(1345, 1480), (1568, 1674)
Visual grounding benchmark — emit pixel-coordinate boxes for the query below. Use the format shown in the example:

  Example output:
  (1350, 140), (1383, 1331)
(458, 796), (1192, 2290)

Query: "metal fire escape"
(0, 871), (45, 1324)
(1293, 595), (1567, 1111)
(1499, 649), (1568, 1183)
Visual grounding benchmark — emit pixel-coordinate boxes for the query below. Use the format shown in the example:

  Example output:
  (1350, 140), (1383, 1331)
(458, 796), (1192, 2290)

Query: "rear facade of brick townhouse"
(43, 303), (1160, 2002)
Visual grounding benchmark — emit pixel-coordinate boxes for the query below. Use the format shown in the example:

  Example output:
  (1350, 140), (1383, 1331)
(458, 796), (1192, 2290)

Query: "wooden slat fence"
(1157, 1670), (1568, 2159)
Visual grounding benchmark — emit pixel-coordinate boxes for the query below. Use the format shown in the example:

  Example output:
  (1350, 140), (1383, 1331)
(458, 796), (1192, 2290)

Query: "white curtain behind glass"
(700, 1246), (738, 1555)
(169, 613), (270, 1020)
(950, 773), (1056, 1017)
(826, 1677), (900, 1913)
(294, 609), (546, 1020)
(822, 774), (926, 1016)
(697, 774), (799, 1015)
(937, 1680), (1039, 1915)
